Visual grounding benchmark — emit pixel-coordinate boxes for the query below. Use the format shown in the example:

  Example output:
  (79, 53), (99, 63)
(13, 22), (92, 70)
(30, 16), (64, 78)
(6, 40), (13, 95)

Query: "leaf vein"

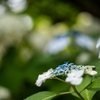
(86, 90), (89, 100)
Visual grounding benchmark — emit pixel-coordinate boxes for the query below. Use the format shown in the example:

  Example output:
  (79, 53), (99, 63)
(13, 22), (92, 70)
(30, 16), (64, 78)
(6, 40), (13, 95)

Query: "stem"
(58, 91), (74, 95)
(79, 88), (86, 93)
(55, 77), (84, 100)
(54, 77), (72, 85)
(72, 85), (84, 100)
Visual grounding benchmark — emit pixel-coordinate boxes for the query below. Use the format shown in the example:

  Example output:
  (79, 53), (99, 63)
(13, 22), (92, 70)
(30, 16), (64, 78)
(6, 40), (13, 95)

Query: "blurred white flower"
(0, 86), (11, 100)
(0, 4), (6, 16)
(96, 38), (100, 48)
(85, 66), (97, 75)
(65, 69), (84, 85)
(72, 12), (100, 35)
(0, 13), (33, 60)
(75, 52), (91, 64)
(7, 0), (27, 13)
(96, 38), (100, 58)
(35, 69), (53, 87)
(75, 33), (95, 51)
(19, 15), (33, 30)
(44, 34), (70, 54)
(0, 14), (29, 44)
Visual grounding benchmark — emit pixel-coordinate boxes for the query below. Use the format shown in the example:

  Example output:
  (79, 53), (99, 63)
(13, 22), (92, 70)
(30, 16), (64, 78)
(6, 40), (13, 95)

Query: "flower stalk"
(71, 85), (84, 100)
(55, 77), (84, 100)
(58, 91), (74, 95)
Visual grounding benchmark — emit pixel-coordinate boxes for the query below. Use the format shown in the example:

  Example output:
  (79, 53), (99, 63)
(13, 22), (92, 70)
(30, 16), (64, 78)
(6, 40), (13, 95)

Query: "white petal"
(35, 79), (43, 87)
(35, 69), (53, 87)
(44, 68), (53, 77)
(71, 77), (83, 85)
(65, 77), (72, 82)
(48, 68), (53, 72)
(89, 71), (97, 75)
(38, 74), (44, 79)
(76, 70), (84, 77)
(71, 69), (77, 74)
(67, 73), (75, 77)
(67, 70), (77, 77)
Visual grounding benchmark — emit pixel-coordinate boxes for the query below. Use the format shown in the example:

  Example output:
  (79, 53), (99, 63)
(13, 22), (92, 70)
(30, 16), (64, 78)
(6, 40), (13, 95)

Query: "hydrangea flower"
(35, 62), (97, 86)
(65, 69), (84, 85)
(35, 68), (53, 87)
(44, 34), (70, 55)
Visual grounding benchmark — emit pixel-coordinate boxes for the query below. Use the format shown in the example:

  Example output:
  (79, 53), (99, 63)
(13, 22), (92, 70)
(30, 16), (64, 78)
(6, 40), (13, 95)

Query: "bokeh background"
(0, 0), (100, 100)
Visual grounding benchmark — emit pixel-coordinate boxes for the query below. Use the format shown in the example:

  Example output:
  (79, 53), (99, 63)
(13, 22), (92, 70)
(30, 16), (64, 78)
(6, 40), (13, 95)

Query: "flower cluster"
(52, 62), (97, 77)
(35, 62), (97, 87)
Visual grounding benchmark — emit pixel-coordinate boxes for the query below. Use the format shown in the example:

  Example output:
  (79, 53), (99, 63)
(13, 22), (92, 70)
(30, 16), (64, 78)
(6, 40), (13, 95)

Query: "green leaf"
(70, 75), (96, 100)
(90, 60), (100, 81)
(80, 89), (96, 100)
(87, 79), (100, 91)
(24, 91), (57, 100)
(94, 60), (100, 76)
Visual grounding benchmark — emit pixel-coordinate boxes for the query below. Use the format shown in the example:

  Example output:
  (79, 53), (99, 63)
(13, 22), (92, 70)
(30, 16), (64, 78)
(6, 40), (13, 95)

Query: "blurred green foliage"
(26, 0), (80, 27)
